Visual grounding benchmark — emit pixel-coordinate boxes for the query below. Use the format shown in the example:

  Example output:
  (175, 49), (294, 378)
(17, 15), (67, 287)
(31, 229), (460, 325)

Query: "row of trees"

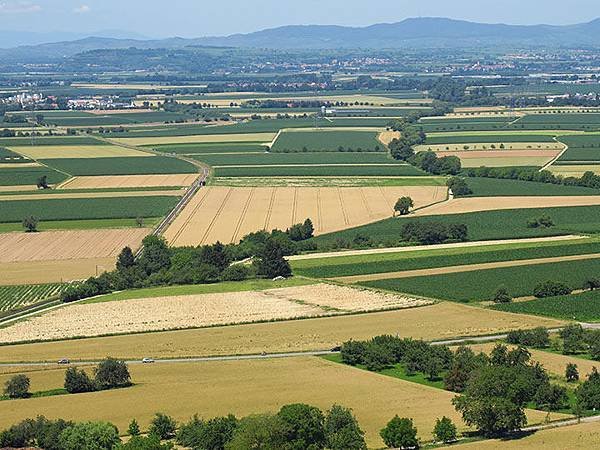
(60, 220), (317, 302)
(4, 358), (131, 399)
(492, 276), (600, 304)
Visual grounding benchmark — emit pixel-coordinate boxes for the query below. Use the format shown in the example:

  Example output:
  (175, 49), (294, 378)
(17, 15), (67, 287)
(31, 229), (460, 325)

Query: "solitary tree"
(394, 197), (414, 217)
(64, 367), (95, 394)
(254, 239), (292, 279)
(4, 374), (30, 399)
(433, 416), (457, 444)
(22, 215), (39, 232)
(380, 416), (419, 449)
(94, 358), (131, 390)
(566, 363), (580, 383)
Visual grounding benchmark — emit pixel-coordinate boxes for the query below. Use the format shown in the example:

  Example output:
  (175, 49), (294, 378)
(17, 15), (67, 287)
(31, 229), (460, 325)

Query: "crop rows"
(270, 130), (382, 152)
(424, 134), (557, 145)
(0, 137), (102, 146)
(0, 283), (70, 312)
(195, 152), (403, 166)
(214, 164), (426, 177)
(0, 166), (68, 186)
(41, 156), (198, 176)
(152, 142), (268, 154)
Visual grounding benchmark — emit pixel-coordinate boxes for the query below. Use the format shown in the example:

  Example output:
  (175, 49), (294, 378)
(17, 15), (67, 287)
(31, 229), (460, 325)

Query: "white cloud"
(73, 4), (90, 13)
(0, 1), (41, 13)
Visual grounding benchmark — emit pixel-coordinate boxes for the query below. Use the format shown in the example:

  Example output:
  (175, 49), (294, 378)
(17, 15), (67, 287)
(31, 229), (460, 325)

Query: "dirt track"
(332, 252), (600, 283)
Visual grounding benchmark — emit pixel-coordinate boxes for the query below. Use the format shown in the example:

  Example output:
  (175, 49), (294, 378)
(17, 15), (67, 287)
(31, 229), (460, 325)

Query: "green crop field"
(44, 111), (193, 127)
(425, 134), (557, 145)
(0, 137), (102, 146)
(152, 143), (268, 154)
(509, 114), (600, 131)
(213, 164), (426, 177)
(40, 156), (197, 176)
(311, 205), (600, 248)
(361, 258), (600, 302)
(557, 135), (600, 162)
(464, 177), (600, 197)
(270, 130), (382, 152)
(0, 283), (70, 313)
(293, 239), (600, 279)
(0, 166), (68, 186)
(0, 195), (179, 223)
(194, 152), (402, 166)
(418, 119), (513, 133)
(0, 147), (29, 163)
(494, 290), (600, 322)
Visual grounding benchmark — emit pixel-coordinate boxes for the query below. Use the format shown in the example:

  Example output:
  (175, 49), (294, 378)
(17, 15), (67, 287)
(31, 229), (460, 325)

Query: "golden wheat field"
(548, 164), (600, 177)
(0, 257), (117, 285)
(0, 302), (565, 363)
(0, 284), (429, 343)
(0, 357), (568, 448)
(9, 145), (151, 159)
(164, 185), (448, 246)
(59, 174), (199, 189)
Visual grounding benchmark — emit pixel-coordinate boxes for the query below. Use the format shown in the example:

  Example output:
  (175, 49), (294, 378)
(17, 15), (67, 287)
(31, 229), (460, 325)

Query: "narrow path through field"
(331, 252), (600, 283)
(540, 136), (570, 171)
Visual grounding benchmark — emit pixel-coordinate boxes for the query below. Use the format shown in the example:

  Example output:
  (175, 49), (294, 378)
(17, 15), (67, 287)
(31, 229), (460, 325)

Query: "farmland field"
(360, 258), (600, 302)
(0, 136), (102, 146)
(0, 284), (429, 343)
(509, 113), (600, 130)
(432, 150), (560, 168)
(0, 283), (69, 313)
(548, 164), (600, 176)
(113, 133), (277, 146)
(0, 166), (68, 186)
(152, 142), (268, 154)
(0, 147), (29, 163)
(270, 129), (383, 152)
(42, 111), (193, 126)
(40, 156), (197, 175)
(193, 152), (403, 166)
(213, 164), (427, 177)
(0, 195), (179, 223)
(59, 174), (198, 189)
(293, 239), (600, 279)
(164, 185), (448, 246)
(0, 302), (564, 362)
(494, 290), (600, 321)
(311, 205), (600, 247)
(9, 144), (151, 159)
(424, 134), (558, 145)
(556, 134), (600, 162)
(464, 177), (600, 196)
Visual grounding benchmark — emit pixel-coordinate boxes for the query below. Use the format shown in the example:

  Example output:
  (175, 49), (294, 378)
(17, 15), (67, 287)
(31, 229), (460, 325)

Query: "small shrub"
(493, 286), (512, 304)
(533, 281), (572, 298)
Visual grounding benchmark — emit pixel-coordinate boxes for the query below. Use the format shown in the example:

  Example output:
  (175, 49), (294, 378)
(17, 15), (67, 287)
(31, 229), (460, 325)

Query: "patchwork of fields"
(164, 185), (448, 246)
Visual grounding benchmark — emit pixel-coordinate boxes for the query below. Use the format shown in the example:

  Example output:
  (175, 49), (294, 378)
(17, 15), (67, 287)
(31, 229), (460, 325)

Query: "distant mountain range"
(0, 29), (148, 49)
(2, 18), (600, 63)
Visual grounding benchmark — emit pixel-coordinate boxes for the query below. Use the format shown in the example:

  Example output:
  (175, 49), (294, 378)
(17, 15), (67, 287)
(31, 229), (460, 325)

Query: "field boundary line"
(168, 183), (211, 244)
(264, 187), (276, 231)
(330, 252), (600, 283)
(358, 187), (374, 218)
(316, 188), (323, 232)
(540, 136), (569, 172)
(199, 187), (233, 245)
(291, 187), (298, 224)
(337, 187), (350, 225)
(232, 187), (255, 243)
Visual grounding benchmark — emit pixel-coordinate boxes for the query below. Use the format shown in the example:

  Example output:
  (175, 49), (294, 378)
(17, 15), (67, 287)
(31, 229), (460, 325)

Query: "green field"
(0, 196), (179, 222)
(311, 205), (600, 248)
(0, 147), (29, 163)
(361, 258), (600, 302)
(214, 164), (426, 177)
(464, 177), (600, 197)
(44, 111), (193, 127)
(0, 166), (68, 186)
(151, 142), (268, 154)
(418, 118), (513, 133)
(40, 156), (197, 176)
(293, 239), (600, 279)
(425, 134), (557, 145)
(557, 135), (600, 162)
(195, 152), (402, 166)
(0, 217), (162, 233)
(494, 290), (600, 322)
(509, 114), (600, 131)
(270, 130), (382, 152)
(0, 137), (102, 146)
(0, 283), (69, 313)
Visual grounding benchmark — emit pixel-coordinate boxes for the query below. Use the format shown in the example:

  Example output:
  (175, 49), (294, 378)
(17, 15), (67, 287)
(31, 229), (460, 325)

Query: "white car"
(58, 358), (70, 365)
(142, 357), (155, 364)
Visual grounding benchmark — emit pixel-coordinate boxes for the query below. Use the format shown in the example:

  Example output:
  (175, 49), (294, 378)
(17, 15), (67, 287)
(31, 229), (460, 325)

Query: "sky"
(1, 0), (600, 38)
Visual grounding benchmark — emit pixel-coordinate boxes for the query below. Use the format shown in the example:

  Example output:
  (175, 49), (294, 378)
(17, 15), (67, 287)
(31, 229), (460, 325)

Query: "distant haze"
(1, 0), (599, 39)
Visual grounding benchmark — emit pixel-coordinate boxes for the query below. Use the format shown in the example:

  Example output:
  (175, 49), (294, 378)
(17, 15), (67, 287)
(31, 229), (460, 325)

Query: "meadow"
(311, 205), (600, 247)
(361, 258), (600, 302)
(293, 239), (600, 279)
(213, 164), (426, 177)
(40, 156), (197, 175)
(270, 129), (383, 152)
(0, 195), (179, 223)
(494, 290), (600, 322)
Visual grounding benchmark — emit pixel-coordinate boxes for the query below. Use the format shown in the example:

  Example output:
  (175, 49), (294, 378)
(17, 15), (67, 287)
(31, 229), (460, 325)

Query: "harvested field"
(9, 145), (150, 159)
(0, 284), (429, 343)
(165, 186), (448, 246)
(549, 164), (600, 177)
(0, 302), (565, 363)
(441, 421), (600, 450)
(0, 357), (564, 448)
(113, 133), (277, 146)
(378, 130), (401, 145)
(433, 150), (561, 168)
(0, 228), (150, 262)
(0, 258), (116, 285)
(58, 174), (198, 189)
(413, 196), (600, 217)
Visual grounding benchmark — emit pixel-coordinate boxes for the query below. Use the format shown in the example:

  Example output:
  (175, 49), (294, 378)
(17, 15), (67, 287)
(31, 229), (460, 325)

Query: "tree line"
(462, 167), (600, 191)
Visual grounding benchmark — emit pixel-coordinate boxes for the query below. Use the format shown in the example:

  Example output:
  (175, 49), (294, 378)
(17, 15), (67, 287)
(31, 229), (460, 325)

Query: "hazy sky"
(2, 0), (600, 37)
